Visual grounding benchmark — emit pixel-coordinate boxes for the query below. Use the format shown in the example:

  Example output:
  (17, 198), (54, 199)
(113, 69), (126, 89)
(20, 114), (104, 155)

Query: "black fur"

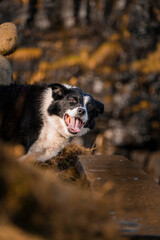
(84, 93), (104, 129)
(0, 84), (45, 150)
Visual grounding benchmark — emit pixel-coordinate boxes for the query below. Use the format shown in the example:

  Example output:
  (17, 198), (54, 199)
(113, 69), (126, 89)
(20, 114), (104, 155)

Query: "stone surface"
(146, 151), (160, 183)
(0, 22), (19, 56)
(0, 55), (13, 85)
(76, 155), (160, 238)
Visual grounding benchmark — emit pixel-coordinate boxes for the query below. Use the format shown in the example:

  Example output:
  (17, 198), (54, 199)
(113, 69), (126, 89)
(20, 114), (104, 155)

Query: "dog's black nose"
(77, 108), (86, 116)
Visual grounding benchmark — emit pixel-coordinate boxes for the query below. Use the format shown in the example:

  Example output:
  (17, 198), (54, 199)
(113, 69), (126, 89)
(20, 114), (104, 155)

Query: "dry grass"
(26, 38), (123, 84)
(88, 41), (123, 69)
(9, 48), (43, 61)
(38, 143), (93, 186)
(131, 43), (160, 73)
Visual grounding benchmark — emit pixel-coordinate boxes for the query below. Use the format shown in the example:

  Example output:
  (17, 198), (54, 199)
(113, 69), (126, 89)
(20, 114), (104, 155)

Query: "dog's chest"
(28, 116), (68, 161)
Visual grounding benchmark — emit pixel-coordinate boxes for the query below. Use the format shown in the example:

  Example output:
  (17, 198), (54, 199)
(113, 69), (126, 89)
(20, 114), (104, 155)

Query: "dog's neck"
(21, 128), (70, 162)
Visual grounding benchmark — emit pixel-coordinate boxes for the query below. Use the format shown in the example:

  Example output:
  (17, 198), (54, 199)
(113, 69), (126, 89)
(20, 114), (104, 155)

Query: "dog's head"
(46, 83), (104, 138)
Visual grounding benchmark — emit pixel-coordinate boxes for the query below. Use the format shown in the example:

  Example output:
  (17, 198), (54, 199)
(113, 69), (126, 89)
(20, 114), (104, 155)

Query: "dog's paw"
(19, 152), (39, 164)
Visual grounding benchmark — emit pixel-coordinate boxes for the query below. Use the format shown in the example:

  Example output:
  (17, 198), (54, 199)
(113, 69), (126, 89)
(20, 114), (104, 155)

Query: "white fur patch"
(65, 107), (88, 123)
(84, 95), (91, 105)
(63, 84), (77, 89)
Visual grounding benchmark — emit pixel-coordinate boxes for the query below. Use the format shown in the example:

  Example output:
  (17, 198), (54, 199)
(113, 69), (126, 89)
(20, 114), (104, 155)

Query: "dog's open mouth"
(64, 114), (85, 134)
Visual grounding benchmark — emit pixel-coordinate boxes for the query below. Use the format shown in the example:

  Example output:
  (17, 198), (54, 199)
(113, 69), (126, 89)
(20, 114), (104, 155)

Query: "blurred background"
(1, 0), (160, 182)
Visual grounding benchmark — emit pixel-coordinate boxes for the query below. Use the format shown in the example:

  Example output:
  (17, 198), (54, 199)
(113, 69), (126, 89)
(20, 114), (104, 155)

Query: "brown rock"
(130, 150), (149, 169)
(0, 22), (19, 56)
(146, 151), (160, 183)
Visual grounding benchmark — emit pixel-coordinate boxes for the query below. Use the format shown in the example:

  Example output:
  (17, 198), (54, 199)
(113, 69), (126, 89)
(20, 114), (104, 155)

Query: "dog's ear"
(96, 100), (104, 115)
(90, 99), (104, 117)
(48, 83), (68, 100)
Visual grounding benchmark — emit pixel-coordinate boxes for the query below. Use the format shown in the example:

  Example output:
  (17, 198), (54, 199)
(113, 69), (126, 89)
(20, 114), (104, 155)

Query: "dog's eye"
(69, 97), (78, 103)
(87, 103), (92, 109)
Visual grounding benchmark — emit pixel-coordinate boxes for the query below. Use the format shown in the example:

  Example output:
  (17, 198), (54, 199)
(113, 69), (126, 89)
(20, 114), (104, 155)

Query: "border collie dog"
(0, 83), (104, 161)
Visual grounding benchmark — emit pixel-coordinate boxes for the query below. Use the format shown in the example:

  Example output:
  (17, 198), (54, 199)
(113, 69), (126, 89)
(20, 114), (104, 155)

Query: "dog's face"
(47, 83), (104, 138)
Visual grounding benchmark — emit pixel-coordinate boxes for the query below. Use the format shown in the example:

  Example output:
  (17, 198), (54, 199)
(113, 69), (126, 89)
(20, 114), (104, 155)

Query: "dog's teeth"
(65, 114), (70, 125)
(65, 115), (84, 134)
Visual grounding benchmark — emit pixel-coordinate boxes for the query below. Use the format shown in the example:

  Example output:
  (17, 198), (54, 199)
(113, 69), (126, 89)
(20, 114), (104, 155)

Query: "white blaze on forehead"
(84, 95), (91, 105)
(83, 95), (91, 112)
(63, 84), (77, 89)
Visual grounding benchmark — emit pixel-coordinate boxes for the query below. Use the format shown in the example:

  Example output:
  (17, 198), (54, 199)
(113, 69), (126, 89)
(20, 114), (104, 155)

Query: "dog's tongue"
(69, 117), (81, 133)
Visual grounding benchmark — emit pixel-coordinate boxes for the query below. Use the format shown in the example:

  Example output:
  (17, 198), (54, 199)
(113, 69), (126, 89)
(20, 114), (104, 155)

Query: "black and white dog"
(0, 83), (104, 161)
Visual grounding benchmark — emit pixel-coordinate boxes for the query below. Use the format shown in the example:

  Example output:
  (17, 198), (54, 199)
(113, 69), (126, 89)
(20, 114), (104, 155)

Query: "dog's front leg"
(19, 152), (42, 163)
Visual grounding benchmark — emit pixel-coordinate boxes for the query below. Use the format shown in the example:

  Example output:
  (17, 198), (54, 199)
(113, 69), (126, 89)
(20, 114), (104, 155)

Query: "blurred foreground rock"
(0, 142), (122, 240)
